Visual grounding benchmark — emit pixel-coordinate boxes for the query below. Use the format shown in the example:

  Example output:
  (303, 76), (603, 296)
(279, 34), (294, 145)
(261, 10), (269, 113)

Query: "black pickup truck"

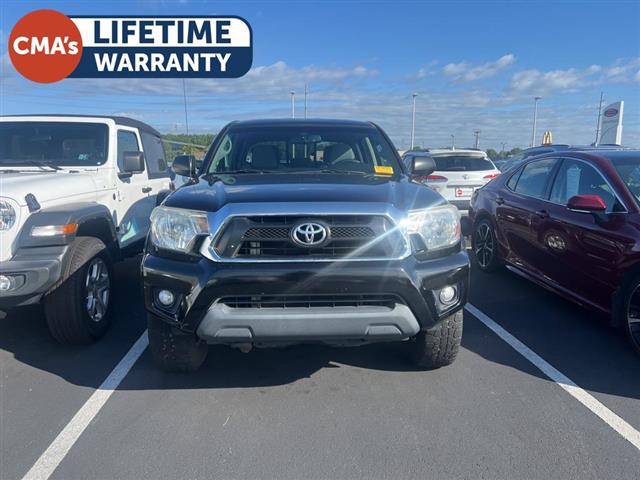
(142, 119), (469, 372)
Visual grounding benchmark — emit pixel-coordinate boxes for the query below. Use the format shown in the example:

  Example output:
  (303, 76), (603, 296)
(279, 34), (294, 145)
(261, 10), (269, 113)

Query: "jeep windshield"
(205, 125), (401, 176)
(0, 122), (109, 167)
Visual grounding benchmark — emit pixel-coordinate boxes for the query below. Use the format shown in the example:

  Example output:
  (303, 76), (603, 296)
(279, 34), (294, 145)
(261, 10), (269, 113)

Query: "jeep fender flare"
(18, 202), (119, 259)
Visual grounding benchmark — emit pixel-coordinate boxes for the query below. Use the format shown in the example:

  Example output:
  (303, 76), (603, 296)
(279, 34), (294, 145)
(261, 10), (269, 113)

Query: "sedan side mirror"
(121, 151), (145, 175)
(406, 154), (436, 177)
(567, 194), (607, 213)
(172, 155), (197, 178)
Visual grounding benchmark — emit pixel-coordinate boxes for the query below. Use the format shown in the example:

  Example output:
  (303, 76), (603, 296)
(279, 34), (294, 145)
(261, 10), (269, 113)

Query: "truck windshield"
(205, 125), (400, 175)
(0, 122), (109, 167)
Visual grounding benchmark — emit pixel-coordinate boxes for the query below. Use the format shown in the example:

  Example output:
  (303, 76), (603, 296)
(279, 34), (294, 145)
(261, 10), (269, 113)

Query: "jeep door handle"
(534, 209), (549, 218)
(142, 187), (152, 193)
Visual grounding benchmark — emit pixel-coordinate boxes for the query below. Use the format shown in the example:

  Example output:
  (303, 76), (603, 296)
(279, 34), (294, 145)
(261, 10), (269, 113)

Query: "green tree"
(485, 148), (499, 160)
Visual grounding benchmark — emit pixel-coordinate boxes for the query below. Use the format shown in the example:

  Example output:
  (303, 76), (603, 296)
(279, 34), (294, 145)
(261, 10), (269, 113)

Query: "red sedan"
(469, 149), (640, 353)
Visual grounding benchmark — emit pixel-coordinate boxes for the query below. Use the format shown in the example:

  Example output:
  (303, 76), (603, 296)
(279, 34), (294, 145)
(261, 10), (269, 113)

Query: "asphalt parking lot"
(1, 256), (639, 480)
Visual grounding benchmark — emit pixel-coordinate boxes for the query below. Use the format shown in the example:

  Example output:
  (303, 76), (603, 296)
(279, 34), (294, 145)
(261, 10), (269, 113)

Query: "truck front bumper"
(0, 245), (68, 308)
(143, 249), (470, 345)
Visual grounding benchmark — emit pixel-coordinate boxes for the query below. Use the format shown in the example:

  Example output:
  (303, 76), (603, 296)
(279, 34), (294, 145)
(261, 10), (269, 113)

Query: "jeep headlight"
(404, 204), (460, 252)
(150, 206), (209, 253)
(0, 200), (16, 231)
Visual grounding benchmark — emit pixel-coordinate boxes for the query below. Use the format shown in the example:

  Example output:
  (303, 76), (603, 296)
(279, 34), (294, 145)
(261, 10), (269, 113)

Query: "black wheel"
(622, 275), (640, 355)
(44, 237), (113, 345)
(472, 218), (501, 272)
(410, 310), (463, 369)
(147, 313), (208, 372)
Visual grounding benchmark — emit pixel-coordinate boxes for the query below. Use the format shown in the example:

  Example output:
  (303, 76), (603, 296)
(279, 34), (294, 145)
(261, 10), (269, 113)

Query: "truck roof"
(1, 114), (162, 137)
(228, 118), (375, 128)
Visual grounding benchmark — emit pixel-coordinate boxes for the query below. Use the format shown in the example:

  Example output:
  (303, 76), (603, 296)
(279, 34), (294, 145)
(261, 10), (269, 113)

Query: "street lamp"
(474, 130), (481, 149)
(450, 134), (455, 150)
(530, 96), (542, 147)
(410, 93), (418, 149)
(290, 91), (296, 119)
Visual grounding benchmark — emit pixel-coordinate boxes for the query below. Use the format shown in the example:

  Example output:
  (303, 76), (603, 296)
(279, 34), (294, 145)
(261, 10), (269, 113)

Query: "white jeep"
(0, 115), (172, 344)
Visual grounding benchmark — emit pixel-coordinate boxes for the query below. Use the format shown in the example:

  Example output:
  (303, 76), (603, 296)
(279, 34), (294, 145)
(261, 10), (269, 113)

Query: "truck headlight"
(404, 204), (460, 252)
(0, 200), (16, 231)
(150, 206), (209, 253)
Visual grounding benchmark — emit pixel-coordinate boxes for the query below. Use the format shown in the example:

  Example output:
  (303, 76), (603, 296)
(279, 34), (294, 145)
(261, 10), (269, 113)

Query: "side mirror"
(407, 154), (436, 177)
(121, 151), (145, 175)
(567, 194), (607, 213)
(172, 155), (197, 178)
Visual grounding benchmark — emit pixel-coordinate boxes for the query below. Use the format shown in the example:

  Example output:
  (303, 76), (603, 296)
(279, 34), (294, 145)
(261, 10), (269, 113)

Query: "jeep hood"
(0, 171), (99, 206)
(164, 173), (445, 212)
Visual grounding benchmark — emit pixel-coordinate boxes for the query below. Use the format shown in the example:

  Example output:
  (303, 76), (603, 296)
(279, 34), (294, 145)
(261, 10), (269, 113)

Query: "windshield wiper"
(28, 161), (62, 171)
(317, 168), (369, 175)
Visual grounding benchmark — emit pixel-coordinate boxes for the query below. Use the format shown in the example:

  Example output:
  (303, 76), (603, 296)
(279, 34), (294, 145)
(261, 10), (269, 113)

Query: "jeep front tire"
(44, 237), (113, 345)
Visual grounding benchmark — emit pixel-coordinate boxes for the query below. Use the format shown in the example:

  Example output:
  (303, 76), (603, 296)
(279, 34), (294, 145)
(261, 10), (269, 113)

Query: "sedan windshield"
(205, 126), (400, 175)
(611, 157), (640, 205)
(0, 122), (109, 167)
(433, 155), (495, 172)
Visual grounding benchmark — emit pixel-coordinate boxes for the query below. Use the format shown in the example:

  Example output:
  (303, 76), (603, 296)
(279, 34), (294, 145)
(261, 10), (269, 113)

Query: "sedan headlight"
(404, 204), (460, 252)
(0, 200), (16, 231)
(150, 206), (209, 253)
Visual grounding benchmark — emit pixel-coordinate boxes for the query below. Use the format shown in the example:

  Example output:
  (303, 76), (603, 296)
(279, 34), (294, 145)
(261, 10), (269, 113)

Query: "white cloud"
(442, 54), (515, 81)
(508, 58), (640, 95)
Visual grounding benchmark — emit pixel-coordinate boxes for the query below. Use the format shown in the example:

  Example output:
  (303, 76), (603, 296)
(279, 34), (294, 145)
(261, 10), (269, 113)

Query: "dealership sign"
(9, 9), (253, 83)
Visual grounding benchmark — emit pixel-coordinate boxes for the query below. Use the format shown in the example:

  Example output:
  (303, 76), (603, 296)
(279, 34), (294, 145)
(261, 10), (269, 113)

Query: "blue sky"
(1, 0), (639, 150)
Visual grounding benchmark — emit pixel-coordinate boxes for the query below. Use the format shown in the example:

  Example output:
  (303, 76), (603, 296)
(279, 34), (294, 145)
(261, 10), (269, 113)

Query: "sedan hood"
(164, 173), (445, 212)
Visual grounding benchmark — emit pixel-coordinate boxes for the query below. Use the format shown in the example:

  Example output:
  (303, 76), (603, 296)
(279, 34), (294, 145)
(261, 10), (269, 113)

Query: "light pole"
(304, 84), (308, 119)
(450, 134), (455, 150)
(290, 91), (296, 119)
(473, 130), (481, 149)
(530, 96), (542, 147)
(410, 93), (418, 149)
(500, 142), (507, 154)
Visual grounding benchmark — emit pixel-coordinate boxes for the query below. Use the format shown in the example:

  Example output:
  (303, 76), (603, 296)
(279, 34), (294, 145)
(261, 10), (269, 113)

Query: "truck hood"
(0, 171), (99, 206)
(164, 173), (445, 212)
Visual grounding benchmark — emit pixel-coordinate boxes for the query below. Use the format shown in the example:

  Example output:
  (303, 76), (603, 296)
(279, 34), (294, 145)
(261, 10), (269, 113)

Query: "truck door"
(115, 128), (153, 247)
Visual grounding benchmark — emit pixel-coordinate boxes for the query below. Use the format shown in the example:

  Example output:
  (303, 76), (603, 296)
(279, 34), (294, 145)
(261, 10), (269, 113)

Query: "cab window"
(140, 131), (168, 178)
(550, 159), (623, 212)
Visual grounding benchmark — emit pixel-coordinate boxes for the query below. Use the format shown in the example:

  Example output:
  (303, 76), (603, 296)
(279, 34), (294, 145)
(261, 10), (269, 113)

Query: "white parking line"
(21, 331), (149, 480)
(466, 304), (640, 451)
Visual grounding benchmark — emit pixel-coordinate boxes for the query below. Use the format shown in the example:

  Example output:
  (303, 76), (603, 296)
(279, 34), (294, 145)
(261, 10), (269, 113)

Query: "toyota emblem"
(291, 222), (328, 246)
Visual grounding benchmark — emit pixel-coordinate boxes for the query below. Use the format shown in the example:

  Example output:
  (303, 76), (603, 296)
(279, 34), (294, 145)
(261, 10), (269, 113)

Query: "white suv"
(403, 149), (500, 214)
(0, 115), (172, 344)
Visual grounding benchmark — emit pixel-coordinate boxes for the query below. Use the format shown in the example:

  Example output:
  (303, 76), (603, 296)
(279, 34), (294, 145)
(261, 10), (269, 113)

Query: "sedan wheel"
(626, 284), (640, 352)
(472, 219), (501, 272)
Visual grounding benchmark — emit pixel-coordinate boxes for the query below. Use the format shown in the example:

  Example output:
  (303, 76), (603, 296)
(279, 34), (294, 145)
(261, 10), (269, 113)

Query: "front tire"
(472, 218), (501, 272)
(621, 275), (640, 355)
(44, 237), (113, 345)
(147, 313), (208, 372)
(410, 310), (463, 369)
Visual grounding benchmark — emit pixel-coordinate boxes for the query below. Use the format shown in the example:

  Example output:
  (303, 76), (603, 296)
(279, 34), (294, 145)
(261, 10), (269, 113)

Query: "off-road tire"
(147, 313), (208, 372)
(410, 310), (463, 369)
(44, 237), (113, 345)
(472, 218), (502, 272)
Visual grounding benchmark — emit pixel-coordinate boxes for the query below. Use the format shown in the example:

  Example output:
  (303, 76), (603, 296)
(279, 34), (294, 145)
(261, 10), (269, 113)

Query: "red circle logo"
(604, 108), (618, 118)
(9, 9), (83, 83)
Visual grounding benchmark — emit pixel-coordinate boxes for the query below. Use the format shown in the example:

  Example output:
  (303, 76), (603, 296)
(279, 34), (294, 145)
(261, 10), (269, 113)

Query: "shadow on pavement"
(1, 258), (639, 401)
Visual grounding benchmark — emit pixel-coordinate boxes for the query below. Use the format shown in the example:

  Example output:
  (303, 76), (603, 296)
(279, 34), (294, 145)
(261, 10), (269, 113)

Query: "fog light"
(439, 286), (457, 304)
(0, 275), (14, 291)
(157, 289), (175, 306)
